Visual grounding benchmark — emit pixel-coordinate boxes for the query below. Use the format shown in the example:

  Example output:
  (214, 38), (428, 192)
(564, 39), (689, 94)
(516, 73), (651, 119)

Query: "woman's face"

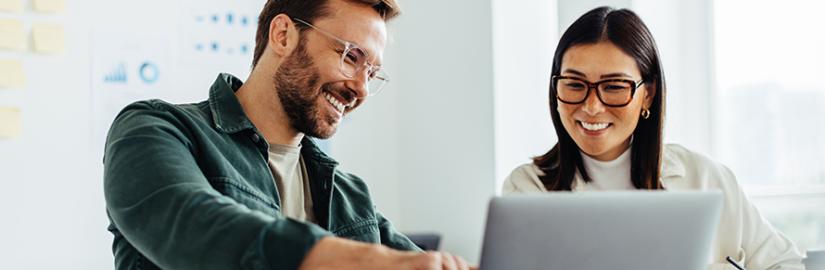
(557, 42), (654, 161)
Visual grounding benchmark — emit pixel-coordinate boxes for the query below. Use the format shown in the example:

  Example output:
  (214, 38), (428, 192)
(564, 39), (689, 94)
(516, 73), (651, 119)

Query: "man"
(103, 0), (472, 269)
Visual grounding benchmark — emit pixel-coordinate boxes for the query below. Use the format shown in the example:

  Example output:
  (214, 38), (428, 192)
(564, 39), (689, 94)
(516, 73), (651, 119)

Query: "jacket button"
(251, 133), (261, 143)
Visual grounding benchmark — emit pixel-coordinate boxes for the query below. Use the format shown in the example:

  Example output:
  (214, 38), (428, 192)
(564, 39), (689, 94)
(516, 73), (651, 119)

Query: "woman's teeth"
(580, 121), (609, 131)
(324, 92), (345, 113)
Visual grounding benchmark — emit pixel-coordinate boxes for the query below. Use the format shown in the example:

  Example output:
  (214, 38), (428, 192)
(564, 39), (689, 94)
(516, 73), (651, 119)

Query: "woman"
(502, 6), (805, 269)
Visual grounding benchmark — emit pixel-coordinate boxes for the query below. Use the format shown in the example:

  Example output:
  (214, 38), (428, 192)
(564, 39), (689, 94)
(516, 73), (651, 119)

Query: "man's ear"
(268, 14), (300, 58)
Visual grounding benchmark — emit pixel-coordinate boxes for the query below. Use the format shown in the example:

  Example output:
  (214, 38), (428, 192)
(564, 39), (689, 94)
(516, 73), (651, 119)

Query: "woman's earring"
(641, 109), (651, 119)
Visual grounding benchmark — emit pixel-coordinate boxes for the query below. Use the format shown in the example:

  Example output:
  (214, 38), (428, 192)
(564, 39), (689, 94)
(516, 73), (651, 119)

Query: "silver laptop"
(479, 191), (723, 270)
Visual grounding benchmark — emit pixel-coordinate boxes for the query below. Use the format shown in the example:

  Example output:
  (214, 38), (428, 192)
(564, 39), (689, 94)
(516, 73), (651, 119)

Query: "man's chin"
(310, 131), (335, 140)
(304, 124), (338, 139)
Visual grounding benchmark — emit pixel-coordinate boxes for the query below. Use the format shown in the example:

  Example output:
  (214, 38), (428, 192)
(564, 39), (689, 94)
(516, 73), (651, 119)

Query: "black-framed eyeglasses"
(293, 18), (389, 96)
(551, 75), (645, 107)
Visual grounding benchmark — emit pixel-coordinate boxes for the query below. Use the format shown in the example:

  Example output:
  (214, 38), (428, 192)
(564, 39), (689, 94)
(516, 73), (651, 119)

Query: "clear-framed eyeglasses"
(293, 18), (389, 96)
(551, 75), (645, 107)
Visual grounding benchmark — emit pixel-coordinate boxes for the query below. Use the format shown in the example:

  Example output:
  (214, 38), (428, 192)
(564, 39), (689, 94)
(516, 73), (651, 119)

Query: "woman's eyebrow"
(562, 69), (587, 77)
(562, 69), (634, 79)
(600, 72), (634, 79)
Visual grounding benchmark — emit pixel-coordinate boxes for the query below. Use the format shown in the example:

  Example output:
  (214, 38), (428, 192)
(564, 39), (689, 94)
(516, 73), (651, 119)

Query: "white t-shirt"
(580, 147), (634, 190)
(267, 143), (315, 223)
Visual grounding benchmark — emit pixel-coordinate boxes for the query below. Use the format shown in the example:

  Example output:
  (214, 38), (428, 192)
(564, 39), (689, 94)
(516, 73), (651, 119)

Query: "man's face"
(274, 0), (388, 139)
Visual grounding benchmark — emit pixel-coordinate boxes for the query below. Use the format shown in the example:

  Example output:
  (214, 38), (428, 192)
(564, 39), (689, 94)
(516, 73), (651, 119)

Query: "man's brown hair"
(252, 0), (400, 67)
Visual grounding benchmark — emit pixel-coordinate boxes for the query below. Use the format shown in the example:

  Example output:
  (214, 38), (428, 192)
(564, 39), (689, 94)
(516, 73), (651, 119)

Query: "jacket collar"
(208, 73), (256, 134)
(300, 137), (339, 166)
(661, 146), (686, 178)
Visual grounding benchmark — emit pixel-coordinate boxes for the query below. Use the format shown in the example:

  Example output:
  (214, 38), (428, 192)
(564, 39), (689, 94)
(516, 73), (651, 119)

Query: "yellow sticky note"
(0, 59), (25, 87)
(0, 19), (26, 51)
(32, 23), (65, 54)
(0, 107), (22, 139)
(0, 0), (24, 13)
(33, 0), (65, 13)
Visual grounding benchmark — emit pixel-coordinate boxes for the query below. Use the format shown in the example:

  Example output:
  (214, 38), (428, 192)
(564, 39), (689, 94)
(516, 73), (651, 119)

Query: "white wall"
(392, 0), (496, 263)
(632, 0), (715, 155)
(491, 0), (558, 193)
(0, 1), (108, 268)
(558, 0), (630, 32)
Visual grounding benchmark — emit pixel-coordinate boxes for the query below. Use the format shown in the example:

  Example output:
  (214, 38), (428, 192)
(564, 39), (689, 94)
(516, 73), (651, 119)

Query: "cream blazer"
(502, 144), (806, 270)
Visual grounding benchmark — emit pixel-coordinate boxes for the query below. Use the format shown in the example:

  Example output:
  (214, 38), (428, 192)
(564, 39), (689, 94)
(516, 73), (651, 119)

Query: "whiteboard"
(0, 0), (267, 269)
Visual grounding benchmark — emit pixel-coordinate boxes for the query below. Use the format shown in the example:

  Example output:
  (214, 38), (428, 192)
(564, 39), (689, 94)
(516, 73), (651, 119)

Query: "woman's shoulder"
(664, 144), (728, 172)
(502, 163), (547, 194)
(663, 144), (714, 164)
(662, 144), (738, 190)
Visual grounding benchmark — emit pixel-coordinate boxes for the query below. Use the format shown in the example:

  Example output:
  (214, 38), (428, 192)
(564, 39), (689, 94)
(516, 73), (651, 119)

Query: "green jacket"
(103, 73), (419, 270)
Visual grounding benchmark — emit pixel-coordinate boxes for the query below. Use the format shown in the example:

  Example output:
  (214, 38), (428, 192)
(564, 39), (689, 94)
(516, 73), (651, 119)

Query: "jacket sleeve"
(718, 165), (806, 270)
(103, 102), (332, 270)
(375, 210), (422, 252)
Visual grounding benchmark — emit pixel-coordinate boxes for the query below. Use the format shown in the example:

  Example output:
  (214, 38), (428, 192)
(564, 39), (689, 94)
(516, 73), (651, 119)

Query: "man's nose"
(345, 68), (370, 99)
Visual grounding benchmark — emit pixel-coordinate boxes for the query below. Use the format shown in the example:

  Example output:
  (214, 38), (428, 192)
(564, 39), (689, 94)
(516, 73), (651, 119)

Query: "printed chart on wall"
(176, 0), (261, 80)
(90, 0), (263, 155)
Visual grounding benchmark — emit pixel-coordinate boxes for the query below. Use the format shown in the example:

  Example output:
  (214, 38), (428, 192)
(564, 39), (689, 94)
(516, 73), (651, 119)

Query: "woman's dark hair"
(534, 6), (666, 190)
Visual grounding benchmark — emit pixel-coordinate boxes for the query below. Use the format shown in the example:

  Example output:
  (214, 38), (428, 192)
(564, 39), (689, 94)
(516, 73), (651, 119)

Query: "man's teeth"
(324, 92), (345, 113)
(580, 121), (609, 131)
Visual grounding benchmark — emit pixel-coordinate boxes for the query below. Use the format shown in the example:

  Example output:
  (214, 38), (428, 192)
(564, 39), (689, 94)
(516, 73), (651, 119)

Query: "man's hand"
(299, 237), (477, 270)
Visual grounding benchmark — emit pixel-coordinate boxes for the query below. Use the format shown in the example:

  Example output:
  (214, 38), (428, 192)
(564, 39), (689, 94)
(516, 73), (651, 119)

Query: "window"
(714, 0), (825, 250)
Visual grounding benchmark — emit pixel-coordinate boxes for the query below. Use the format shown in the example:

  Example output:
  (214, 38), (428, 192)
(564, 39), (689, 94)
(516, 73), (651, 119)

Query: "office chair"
(405, 233), (441, 251)
(807, 249), (825, 270)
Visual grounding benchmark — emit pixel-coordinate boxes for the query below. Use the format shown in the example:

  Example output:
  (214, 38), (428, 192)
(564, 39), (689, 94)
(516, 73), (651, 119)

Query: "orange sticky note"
(0, 107), (21, 139)
(32, 23), (65, 54)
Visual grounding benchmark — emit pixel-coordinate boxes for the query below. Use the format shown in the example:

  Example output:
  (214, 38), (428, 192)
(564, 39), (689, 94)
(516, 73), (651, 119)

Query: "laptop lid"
(479, 191), (723, 270)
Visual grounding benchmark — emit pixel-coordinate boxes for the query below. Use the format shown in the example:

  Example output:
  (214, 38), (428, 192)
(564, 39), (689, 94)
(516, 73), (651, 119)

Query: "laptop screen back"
(479, 191), (723, 270)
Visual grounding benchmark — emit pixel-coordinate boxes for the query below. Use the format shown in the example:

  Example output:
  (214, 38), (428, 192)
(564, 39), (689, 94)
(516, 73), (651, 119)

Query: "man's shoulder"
(118, 99), (210, 122)
(331, 169), (371, 195)
(104, 99), (215, 153)
(110, 99), (211, 132)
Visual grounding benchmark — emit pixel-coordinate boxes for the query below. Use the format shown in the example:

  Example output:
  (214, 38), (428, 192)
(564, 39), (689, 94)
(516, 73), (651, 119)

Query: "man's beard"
(274, 40), (340, 139)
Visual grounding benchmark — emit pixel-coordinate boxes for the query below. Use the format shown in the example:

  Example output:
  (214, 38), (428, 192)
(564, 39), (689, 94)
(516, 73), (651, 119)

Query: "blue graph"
(102, 61), (161, 85)
(139, 62), (159, 84)
(103, 63), (127, 83)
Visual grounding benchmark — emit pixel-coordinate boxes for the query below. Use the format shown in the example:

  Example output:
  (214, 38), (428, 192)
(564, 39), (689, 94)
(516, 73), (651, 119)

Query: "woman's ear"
(267, 14), (300, 58)
(643, 81), (656, 109)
